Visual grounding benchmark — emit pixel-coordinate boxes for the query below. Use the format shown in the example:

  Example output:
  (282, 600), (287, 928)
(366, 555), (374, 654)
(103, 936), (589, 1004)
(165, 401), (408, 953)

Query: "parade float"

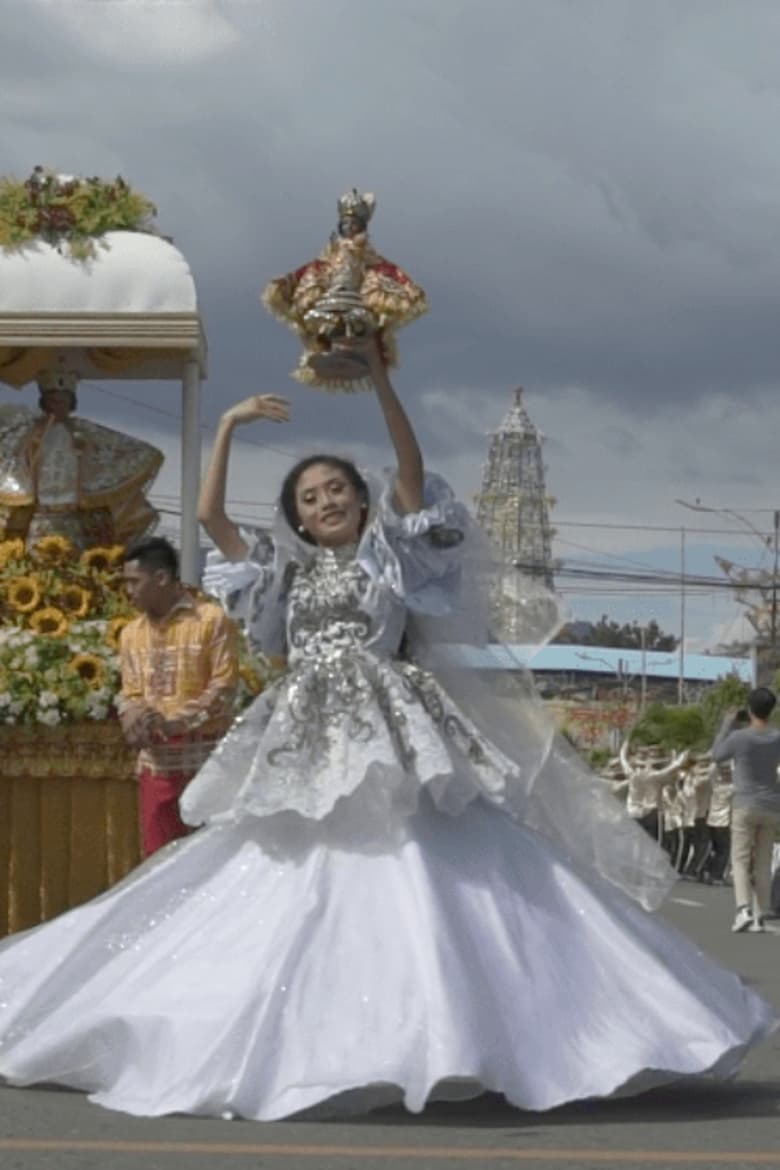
(0, 532), (270, 936)
(0, 537), (139, 934)
(0, 167), (208, 934)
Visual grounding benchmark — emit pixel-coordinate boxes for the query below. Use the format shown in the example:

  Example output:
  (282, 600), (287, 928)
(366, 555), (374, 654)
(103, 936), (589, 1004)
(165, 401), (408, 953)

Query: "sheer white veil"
(392, 478), (677, 912)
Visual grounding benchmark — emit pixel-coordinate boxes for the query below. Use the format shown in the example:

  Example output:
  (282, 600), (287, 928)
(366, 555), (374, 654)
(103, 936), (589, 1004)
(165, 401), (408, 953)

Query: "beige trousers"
(730, 804), (780, 916)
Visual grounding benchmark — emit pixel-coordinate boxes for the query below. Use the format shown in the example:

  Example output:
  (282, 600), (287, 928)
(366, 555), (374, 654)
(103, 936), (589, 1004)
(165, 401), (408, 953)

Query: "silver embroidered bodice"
(181, 473), (499, 830)
(286, 545), (406, 665)
(183, 529), (512, 835)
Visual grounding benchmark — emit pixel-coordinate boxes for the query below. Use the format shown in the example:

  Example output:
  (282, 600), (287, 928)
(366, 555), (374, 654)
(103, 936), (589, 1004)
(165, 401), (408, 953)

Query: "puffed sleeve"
(202, 528), (287, 654)
(363, 472), (471, 616)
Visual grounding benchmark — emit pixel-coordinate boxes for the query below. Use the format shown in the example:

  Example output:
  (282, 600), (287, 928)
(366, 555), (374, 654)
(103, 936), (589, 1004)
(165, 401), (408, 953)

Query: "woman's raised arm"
(198, 395), (289, 560)
(364, 339), (424, 514)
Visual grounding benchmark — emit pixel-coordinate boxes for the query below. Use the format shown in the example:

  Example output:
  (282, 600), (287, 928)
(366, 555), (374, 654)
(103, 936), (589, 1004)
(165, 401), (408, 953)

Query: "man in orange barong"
(119, 536), (240, 856)
(262, 188), (428, 390)
(0, 366), (163, 550)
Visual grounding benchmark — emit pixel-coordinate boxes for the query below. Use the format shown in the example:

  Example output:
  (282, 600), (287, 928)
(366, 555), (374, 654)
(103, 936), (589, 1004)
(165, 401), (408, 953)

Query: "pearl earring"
(298, 524), (306, 534)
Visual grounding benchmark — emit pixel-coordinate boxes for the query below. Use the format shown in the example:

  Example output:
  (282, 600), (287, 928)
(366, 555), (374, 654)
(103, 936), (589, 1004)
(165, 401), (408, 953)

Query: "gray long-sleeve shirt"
(711, 719), (780, 813)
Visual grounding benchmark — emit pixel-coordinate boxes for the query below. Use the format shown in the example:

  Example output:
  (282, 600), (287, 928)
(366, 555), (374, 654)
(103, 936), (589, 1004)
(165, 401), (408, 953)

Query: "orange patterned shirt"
(119, 593), (240, 772)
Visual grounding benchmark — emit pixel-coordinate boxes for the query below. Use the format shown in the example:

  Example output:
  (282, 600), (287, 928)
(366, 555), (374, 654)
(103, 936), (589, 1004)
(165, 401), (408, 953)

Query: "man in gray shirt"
(712, 686), (780, 933)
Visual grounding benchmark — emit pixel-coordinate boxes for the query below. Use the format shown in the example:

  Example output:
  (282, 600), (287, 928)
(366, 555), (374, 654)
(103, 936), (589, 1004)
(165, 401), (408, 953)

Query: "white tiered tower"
(475, 388), (556, 641)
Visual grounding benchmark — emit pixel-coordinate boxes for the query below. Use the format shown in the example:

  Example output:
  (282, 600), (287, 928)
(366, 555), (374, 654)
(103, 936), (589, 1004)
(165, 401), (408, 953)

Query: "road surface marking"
(3, 1139), (780, 1163)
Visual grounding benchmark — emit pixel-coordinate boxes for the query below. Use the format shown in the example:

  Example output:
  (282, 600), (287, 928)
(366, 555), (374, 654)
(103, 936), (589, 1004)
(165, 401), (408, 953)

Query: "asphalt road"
(0, 882), (778, 1170)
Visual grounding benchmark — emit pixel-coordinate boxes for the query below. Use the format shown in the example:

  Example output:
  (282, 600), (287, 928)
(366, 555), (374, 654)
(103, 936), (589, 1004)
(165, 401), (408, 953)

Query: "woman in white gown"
(0, 340), (775, 1122)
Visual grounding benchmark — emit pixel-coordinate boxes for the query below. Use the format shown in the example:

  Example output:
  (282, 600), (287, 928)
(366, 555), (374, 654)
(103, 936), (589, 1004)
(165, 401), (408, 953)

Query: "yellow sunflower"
(28, 606), (70, 638)
(106, 615), (132, 649)
(105, 545), (126, 567)
(58, 583), (92, 619)
(32, 534), (76, 565)
(239, 664), (264, 696)
(7, 575), (42, 613)
(81, 546), (117, 574)
(68, 652), (105, 688)
(0, 538), (25, 568)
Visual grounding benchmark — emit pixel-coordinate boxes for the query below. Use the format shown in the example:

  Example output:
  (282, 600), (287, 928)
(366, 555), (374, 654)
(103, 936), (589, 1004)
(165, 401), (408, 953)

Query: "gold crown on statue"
(36, 368), (80, 393)
(337, 188), (376, 228)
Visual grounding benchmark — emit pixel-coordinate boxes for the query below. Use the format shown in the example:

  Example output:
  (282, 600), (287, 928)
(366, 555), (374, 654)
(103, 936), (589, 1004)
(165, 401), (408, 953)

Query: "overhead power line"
(80, 380), (301, 460)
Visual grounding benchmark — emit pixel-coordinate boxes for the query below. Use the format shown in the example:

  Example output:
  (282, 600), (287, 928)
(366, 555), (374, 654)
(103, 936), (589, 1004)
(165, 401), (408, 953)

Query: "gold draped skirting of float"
(0, 722), (141, 937)
(0, 345), (172, 389)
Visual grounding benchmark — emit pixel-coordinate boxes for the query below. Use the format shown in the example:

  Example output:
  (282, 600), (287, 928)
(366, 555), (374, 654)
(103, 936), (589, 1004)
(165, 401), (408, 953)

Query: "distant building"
(475, 388), (556, 641)
(441, 643), (753, 703)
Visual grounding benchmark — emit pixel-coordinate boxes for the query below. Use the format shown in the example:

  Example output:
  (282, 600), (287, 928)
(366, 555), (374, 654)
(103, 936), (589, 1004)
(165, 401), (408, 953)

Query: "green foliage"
(558, 724), (578, 747)
(698, 674), (751, 740)
(0, 623), (119, 725)
(0, 167), (159, 260)
(630, 702), (707, 751)
(588, 746), (612, 769)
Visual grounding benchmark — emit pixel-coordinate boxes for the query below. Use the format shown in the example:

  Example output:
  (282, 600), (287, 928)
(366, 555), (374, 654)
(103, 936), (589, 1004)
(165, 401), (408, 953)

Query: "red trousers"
(138, 767), (196, 857)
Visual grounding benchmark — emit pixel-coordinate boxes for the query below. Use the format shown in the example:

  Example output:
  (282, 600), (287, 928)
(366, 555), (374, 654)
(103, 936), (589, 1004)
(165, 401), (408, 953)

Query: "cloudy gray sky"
(4, 0), (780, 649)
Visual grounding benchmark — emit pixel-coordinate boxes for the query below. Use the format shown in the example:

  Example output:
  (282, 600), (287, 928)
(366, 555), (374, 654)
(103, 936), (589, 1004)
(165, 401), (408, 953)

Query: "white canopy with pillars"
(0, 231), (206, 581)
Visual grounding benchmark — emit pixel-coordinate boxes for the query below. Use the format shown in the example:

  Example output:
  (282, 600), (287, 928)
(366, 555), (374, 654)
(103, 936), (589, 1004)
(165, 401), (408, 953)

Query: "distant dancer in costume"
(702, 761), (733, 884)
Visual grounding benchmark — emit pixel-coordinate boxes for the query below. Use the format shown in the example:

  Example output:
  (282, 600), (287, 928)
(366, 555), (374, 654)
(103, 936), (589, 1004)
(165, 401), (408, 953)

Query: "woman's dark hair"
(280, 455), (369, 545)
(123, 536), (180, 579)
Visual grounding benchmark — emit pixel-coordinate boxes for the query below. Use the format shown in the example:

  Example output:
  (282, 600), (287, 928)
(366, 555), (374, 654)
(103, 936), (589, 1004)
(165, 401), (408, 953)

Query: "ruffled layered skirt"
(0, 792), (774, 1120)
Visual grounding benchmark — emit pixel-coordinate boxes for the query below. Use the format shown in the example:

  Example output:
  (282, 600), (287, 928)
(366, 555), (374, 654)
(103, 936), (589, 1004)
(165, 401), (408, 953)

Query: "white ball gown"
(0, 475), (775, 1121)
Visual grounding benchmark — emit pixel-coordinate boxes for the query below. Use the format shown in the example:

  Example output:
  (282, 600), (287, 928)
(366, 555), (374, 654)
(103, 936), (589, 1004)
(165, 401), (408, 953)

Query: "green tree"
(626, 673), (754, 753)
(630, 702), (707, 751)
(699, 674), (750, 741)
(556, 616), (678, 651)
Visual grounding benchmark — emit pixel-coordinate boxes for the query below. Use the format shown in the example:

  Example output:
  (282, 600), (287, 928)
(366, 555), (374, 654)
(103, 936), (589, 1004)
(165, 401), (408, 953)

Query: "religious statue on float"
(0, 366), (163, 549)
(262, 189), (428, 390)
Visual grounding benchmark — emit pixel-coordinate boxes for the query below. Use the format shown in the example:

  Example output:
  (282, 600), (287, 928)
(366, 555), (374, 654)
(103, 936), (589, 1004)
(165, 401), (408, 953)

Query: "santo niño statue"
(0, 367), (163, 550)
(262, 189), (428, 390)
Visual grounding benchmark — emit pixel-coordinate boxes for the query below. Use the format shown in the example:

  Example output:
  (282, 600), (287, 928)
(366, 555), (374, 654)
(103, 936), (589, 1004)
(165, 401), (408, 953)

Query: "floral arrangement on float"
(0, 535), (273, 729)
(0, 537), (130, 727)
(0, 166), (161, 260)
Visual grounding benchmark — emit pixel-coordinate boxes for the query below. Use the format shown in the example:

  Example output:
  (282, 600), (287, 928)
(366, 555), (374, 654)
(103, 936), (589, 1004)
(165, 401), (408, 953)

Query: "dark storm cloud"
(5, 0), (778, 421)
(4, 0), (780, 649)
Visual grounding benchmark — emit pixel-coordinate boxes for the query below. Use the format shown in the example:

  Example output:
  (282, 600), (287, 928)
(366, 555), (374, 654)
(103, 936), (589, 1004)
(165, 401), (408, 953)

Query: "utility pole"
(675, 499), (780, 685)
(771, 510), (779, 672)
(678, 528), (686, 705)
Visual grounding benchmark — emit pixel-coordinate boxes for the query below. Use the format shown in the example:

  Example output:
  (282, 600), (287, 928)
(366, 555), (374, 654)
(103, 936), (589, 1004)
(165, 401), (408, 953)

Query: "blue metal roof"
(440, 643), (753, 683)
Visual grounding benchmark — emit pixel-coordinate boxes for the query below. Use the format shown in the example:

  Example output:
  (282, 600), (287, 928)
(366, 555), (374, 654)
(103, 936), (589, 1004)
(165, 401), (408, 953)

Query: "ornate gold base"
(299, 348), (372, 391)
(0, 720), (136, 778)
(0, 721), (141, 936)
